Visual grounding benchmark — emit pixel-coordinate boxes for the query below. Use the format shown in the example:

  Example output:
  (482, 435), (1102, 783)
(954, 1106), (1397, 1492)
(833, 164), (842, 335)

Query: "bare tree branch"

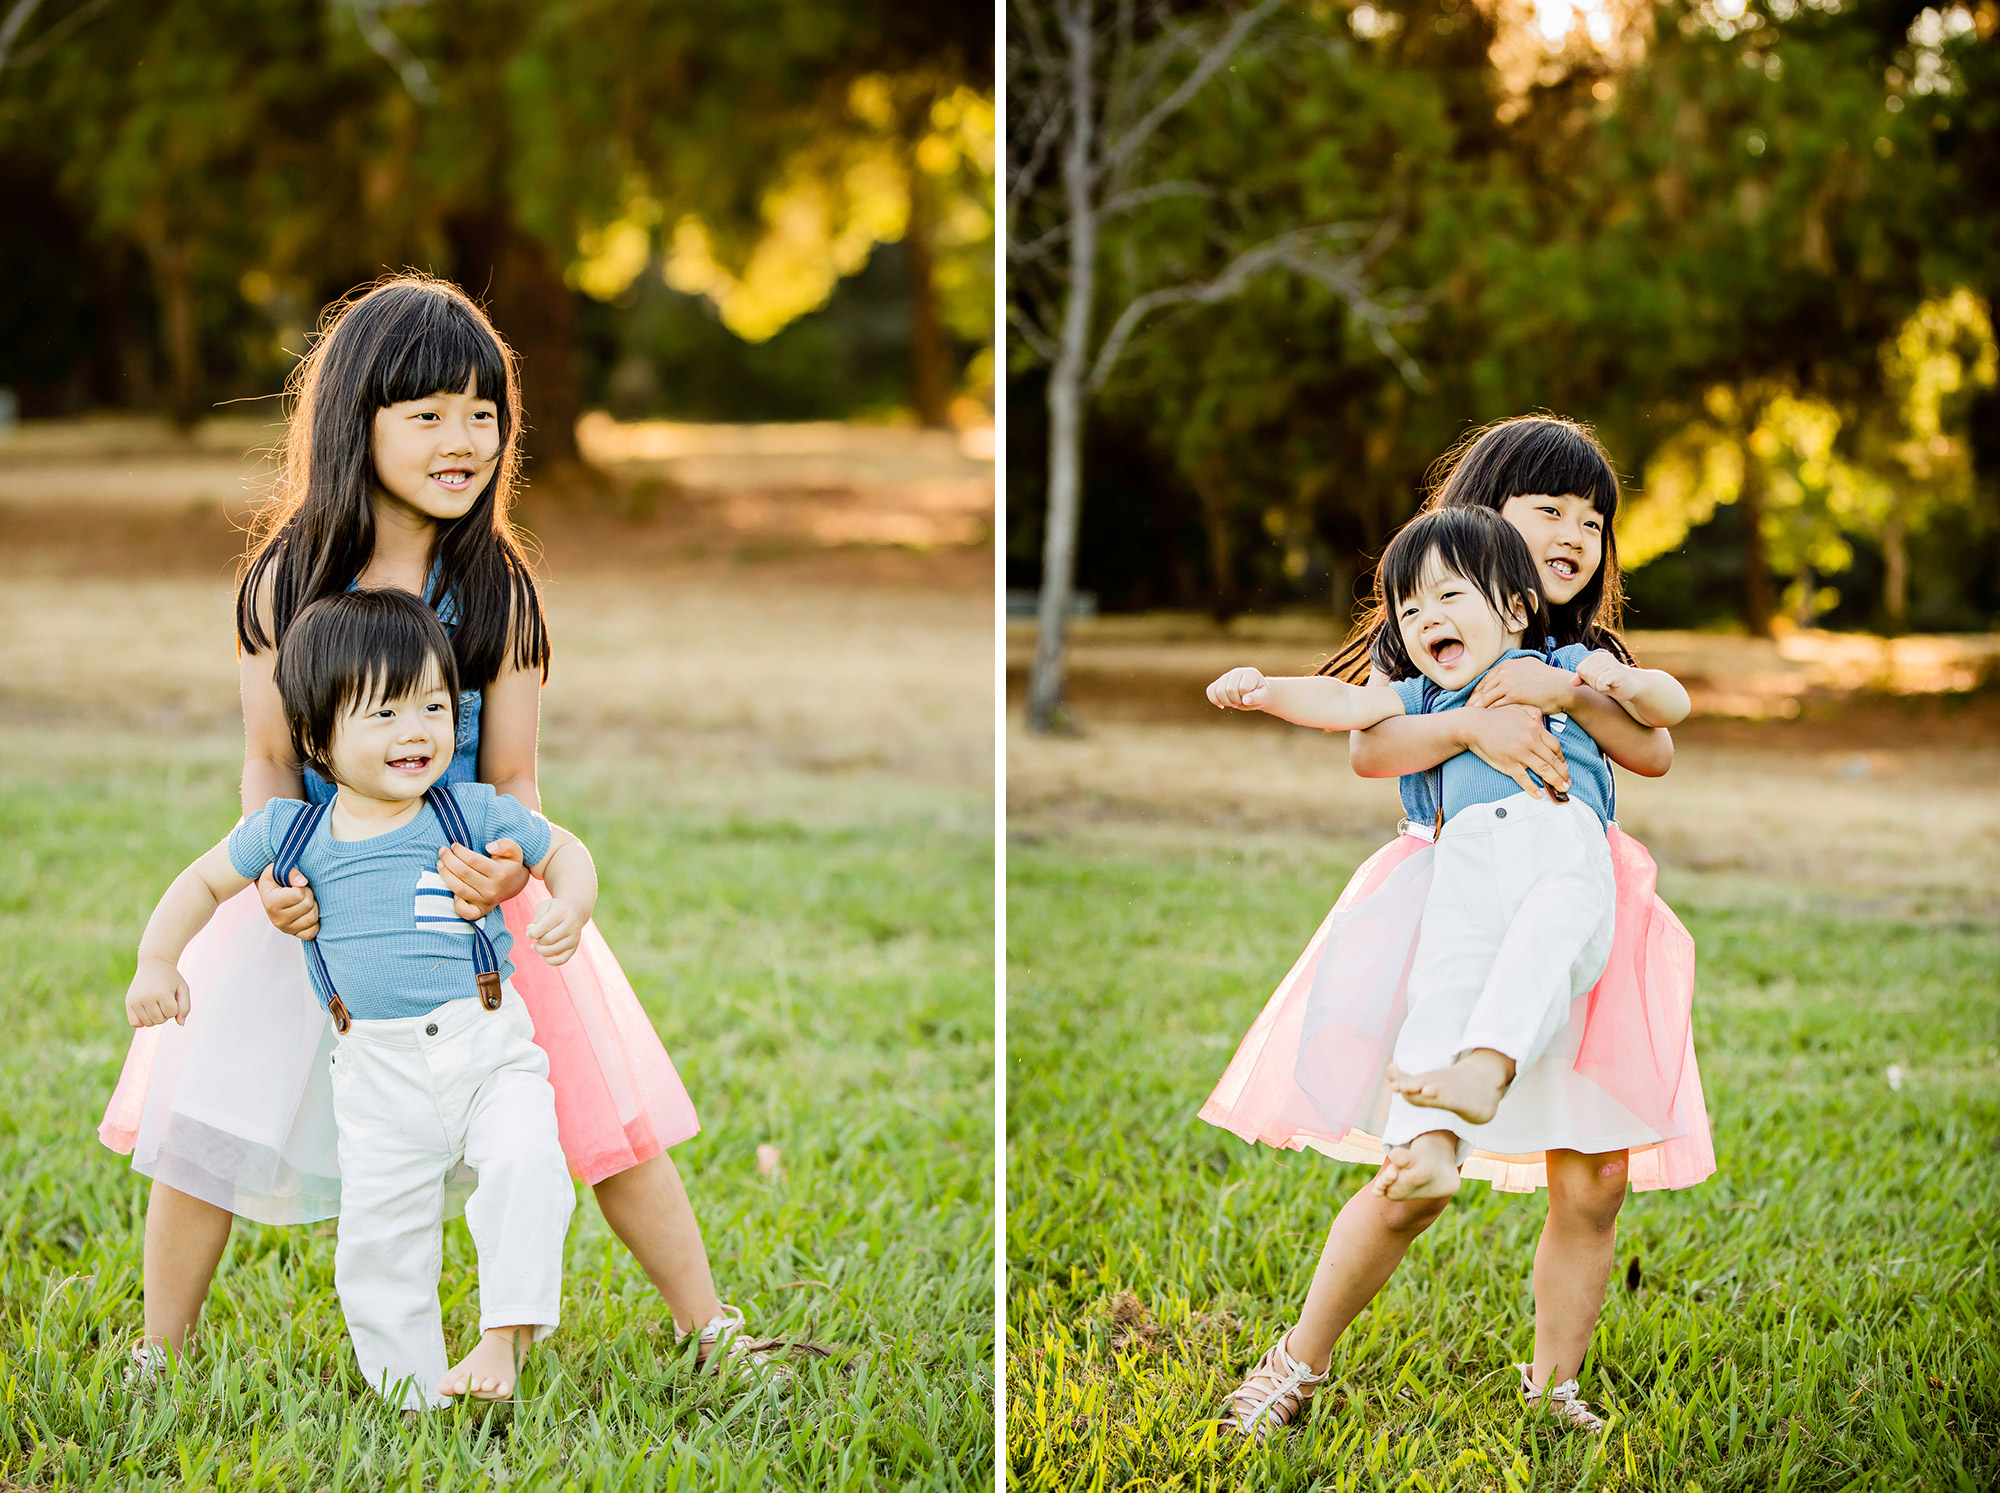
(1010, 179), (1212, 262)
(0, 0), (47, 72)
(1007, 303), (1061, 364)
(345, 0), (438, 105)
(1099, 0), (1284, 180)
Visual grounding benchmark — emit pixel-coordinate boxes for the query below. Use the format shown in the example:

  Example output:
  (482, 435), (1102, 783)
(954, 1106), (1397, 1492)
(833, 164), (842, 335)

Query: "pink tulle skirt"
(100, 882), (700, 1225)
(1198, 824), (1714, 1193)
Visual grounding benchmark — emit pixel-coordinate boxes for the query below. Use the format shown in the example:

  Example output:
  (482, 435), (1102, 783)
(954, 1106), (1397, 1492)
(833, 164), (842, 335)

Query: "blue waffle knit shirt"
(228, 783), (553, 1022)
(1390, 644), (1615, 830)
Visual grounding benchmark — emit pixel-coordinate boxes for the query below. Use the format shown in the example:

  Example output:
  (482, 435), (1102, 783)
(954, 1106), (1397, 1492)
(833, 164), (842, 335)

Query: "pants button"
(425, 1023), (439, 1036)
(1495, 806), (1507, 818)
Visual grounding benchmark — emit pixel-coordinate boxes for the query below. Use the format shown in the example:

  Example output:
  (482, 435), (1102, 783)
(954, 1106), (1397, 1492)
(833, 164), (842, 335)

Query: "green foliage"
(1005, 826), (2000, 1488)
(0, 737), (994, 1488)
(1008, 0), (2000, 631)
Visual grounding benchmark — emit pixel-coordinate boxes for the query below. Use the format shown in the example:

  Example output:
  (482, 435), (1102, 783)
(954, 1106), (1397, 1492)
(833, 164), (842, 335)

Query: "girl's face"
(369, 374), (501, 524)
(1499, 493), (1604, 606)
(1394, 556), (1530, 692)
(326, 670), (457, 802)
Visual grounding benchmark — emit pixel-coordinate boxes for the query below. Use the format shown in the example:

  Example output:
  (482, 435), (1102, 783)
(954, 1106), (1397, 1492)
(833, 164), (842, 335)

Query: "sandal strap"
(1516, 1362), (1606, 1431)
(1224, 1332), (1326, 1438)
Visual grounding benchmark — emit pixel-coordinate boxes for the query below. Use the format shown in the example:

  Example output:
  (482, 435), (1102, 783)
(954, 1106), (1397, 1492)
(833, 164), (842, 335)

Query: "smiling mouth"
(387, 754), (432, 773)
(430, 470), (474, 491)
(1428, 637), (1465, 667)
(1546, 556), (1579, 580)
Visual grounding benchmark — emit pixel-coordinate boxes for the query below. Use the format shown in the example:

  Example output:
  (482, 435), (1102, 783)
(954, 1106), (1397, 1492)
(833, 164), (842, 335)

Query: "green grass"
(0, 734), (994, 1490)
(1006, 825), (2000, 1490)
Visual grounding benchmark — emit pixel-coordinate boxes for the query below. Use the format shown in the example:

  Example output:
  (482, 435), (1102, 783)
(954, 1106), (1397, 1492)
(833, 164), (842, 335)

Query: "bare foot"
(1385, 1048), (1517, 1125)
(439, 1326), (533, 1402)
(1369, 1133), (1461, 1201)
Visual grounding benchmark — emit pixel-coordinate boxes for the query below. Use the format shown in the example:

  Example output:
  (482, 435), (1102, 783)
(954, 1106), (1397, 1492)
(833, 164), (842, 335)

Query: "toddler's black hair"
(276, 589), (461, 782)
(1370, 507), (1552, 682)
(1324, 414), (1635, 681)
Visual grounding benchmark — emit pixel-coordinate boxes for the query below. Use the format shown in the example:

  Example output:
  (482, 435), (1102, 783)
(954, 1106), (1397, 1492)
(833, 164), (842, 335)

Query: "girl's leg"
(1287, 1173), (1454, 1373)
(591, 1151), (725, 1332)
(142, 1180), (235, 1353)
(1529, 1148), (1628, 1388)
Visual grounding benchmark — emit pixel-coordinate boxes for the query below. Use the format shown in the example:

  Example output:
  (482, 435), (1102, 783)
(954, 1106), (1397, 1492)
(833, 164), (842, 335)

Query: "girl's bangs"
(367, 298), (509, 410)
(1498, 428), (1619, 516)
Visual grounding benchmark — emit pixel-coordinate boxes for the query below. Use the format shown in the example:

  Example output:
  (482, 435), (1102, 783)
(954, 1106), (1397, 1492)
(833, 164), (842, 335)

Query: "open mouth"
(1545, 556), (1579, 582)
(429, 469), (474, 492)
(386, 754), (432, 774)
(1428, 636), (1465, 668)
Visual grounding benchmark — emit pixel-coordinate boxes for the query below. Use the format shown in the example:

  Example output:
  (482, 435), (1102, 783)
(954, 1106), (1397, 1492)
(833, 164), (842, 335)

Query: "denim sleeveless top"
(301, 572), (484, 806)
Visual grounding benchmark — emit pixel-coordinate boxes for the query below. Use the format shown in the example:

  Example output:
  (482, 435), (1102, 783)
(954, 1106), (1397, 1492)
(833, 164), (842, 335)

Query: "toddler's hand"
(1574, 650), (1641, 702)
(437, 838), (529, 921)
(1206, 667), (1270, 711)
(127, 957), (192, 1028)
(525, 898), (585, 966)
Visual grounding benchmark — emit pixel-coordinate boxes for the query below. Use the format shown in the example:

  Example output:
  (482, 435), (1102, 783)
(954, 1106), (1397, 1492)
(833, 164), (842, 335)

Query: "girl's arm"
(1207, 668), (1406, 733)
(1347, 668), (1577, 797)
(1574, 653), (1692, 730)
(434, 645), (543, 918)
(128, 843), (255, 1027)
(1465, 656), (1676, 777)
(240, 581), (324, 936)
(520, 824), (597, 967)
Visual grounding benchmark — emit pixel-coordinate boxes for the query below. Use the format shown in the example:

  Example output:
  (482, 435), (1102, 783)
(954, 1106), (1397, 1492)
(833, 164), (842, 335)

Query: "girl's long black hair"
(1321, 414), (1636, 682)
(236, 274), (549, 690)
(1369, 507), (1552, 682)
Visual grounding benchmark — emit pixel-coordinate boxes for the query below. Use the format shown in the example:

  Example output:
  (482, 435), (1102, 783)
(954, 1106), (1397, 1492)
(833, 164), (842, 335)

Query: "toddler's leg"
(1529, 1148), (1628, 1391)
(450, 1059), (574, 1400)
(331, 1055), (452, 1411)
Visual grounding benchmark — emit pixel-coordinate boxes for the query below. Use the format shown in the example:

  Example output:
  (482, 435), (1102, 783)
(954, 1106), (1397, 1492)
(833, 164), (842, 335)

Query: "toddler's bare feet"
(1370, 1132), (1461, 1201)
(439, 1326), (532, 1402)
(1386, 1048), (1517, 1125)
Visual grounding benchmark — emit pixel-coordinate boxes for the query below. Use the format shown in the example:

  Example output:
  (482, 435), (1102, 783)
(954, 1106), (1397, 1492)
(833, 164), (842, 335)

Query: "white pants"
(328, 983), (574, 1409)
(1383, 792), (1616, 1154)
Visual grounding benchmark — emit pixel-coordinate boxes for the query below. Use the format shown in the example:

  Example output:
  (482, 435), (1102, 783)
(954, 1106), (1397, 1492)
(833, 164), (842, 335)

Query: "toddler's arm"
(1207, 668), (1406, 733)
(1574, 652), (1691, 729)
(127, 844), (255, 1027)
(521, 825), (598, 967)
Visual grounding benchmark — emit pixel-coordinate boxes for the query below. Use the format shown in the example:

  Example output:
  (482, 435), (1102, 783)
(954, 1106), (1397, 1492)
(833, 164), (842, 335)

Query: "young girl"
(100, 275), (769, 1379)
(1199, 416), (1714, 1439)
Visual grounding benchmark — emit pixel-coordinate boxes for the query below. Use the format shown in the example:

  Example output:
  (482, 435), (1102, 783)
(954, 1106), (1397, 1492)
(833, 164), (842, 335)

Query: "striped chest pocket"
(414, 868), (477, 935)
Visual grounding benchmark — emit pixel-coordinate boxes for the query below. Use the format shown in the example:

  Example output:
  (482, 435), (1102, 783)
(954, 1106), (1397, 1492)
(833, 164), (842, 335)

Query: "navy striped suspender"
(271, 787), (504, 1035)
(421, 786), (506, 1012)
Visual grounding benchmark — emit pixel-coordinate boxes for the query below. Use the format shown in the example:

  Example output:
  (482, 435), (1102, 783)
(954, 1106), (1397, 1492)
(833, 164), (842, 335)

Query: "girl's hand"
(1467, 656), (1579, 715)
(1574, 650), (1642, 703)
(258, 867), (320, 941)
(525, 897), (585, 966)
(437, 839), (529, 921)
(1206, 667), (1271, 711)
(127, 957), (192, 1028)
(1461, 704), (1570, 800)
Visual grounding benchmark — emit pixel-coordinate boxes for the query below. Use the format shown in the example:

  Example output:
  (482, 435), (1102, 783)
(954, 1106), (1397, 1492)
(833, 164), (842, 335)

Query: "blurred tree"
(0, 0), (992, 462)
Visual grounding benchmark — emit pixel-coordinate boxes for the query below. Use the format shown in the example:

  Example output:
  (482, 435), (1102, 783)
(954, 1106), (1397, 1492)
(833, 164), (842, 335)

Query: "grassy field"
(1005, 621), (2000, 1490)
(0, 453), (996, 1490)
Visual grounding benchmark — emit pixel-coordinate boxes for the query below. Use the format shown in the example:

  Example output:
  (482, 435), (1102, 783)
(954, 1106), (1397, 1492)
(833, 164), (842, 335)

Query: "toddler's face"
(1499, 493), (1604, 606)
(1394, 557), (1528, 692)
(326, 671), (456, 801)
(369, 374), (501, 522)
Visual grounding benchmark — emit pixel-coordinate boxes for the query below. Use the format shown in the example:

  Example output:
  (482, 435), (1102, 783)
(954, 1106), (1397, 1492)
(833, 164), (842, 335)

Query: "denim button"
(425, 1023), (439, 1036)
(1495, 807), (1507, 818)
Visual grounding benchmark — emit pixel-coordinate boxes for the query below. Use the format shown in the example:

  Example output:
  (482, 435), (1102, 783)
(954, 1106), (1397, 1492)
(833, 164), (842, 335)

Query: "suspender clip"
(328, 995), (352, 1035)
(477, 971), (503, 1011)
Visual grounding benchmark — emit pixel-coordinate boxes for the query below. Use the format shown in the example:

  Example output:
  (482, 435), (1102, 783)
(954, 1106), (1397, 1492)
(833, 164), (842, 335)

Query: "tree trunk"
(1882, 508), (1908, 631)
(1739, 450), (1774, 638)
(903, 142), (952, 429)
(1026, 0), (1098, 735)
(446, 209), (587, 471)
(1794, 562), (1817, 629)
(147, 240), (200, 426)
(1193, 463), (1239, 623)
